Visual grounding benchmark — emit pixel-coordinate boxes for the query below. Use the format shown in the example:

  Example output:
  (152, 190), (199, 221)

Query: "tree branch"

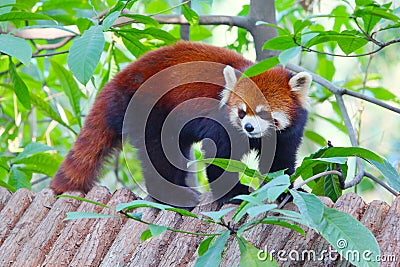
(364, 172), (398, 196)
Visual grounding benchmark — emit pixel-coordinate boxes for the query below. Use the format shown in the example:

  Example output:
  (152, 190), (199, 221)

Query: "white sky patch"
(272, 111), (290, 130)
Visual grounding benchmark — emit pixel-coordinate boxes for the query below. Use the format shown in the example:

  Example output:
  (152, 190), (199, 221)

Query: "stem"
(364, 172), (398, 196)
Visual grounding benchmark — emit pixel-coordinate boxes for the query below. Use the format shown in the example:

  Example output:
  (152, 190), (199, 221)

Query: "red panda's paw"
(50, 169), (92, 195)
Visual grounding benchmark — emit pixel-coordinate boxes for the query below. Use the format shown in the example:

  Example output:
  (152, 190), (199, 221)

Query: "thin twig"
(278, 170), (343, 209)
(364, 172), (398, 196)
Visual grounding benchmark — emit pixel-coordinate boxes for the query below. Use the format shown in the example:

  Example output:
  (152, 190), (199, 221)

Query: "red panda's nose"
(244, 123), (254, 133)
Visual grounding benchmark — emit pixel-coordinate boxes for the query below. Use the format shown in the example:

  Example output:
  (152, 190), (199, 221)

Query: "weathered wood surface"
(0, 186), (398, 267)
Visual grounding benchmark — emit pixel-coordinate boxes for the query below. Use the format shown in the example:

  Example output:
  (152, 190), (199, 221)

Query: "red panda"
(50, 41), (311, 208)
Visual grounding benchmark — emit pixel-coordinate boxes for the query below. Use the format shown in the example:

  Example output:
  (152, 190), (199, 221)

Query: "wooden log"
(159, 193), (221, 267)
(69, 188), (135, 266)
(43, 186), (112, 266)
(13, 191), (83, 266)
(100, 207), (159, 267)
(0, 188), (34, 246)
(0, 187), (11, 212)
(0, 188), (55, 266)
(376, 196), (400, 267)
(127, 210), (184, 267)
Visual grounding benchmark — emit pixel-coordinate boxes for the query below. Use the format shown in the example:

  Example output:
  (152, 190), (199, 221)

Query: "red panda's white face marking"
(221, 65), (312, 137)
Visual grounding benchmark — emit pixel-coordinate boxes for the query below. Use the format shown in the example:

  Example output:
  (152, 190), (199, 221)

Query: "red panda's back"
(110, 41), (254, 111)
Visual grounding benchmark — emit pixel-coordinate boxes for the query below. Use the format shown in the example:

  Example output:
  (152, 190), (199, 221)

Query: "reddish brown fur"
(50, 41), (301, 194)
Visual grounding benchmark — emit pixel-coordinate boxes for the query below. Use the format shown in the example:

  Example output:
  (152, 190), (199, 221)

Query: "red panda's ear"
(220, 65), (237, 107)
(289, 72), (312, 108)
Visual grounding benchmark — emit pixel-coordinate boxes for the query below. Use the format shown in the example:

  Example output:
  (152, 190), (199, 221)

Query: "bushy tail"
(50, 91), (121, 194)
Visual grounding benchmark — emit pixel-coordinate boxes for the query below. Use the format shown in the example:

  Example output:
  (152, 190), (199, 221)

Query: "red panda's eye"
(238, 109), (246, 119)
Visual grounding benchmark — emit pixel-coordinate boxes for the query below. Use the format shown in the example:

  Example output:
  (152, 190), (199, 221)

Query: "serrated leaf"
(0, 11), (54, 21)
(9, 60), (30, 109)
(182, 4), (199, 25)
(237, 236), (278, 267)
(0, 35), (32, 65)
(194, 231), (230, 267)
(198, 236), (215, 256)
(102, 11), (120, 31)
(201, 207), (235, 223)
(30, 93), (77, 134)
(67, 25), (105, 85)
(149, 224), (167, 237)
(64, 211), (118, 221)
(241, 56), (279, 78)
(49, 59), (82, 126)
(278, 46), (301, 66)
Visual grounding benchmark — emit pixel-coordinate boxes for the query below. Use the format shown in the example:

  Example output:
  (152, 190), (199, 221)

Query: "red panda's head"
(220, 65), (312, 138)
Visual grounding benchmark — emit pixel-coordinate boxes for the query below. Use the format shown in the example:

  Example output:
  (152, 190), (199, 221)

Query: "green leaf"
(237, 236), (278, 267)
(57, 194), (110, 208)
(278, 46), (301, 66)
(149, 224), (167, 237)
(369, 158), (400, 191)
(102, 11), (120, 31)
(0, 35), (32, 65)
(121, 14), (159, 26)
(255, 174), (291, 202)
(49, 59), (82, 126)
(12, 152), (61, 177)
(189, 158), (265, 181)
(140, 229), (152, 241)
(67, 25), (105, 85)
(8, 167), (31, 190)
(9, 59), (30, 109)
(142, 28), (177, 43)
(246, 204), (277, 219)
(13, 142), (54, 161)
(0, 179), (16, 193)
(304, 130), (326, 146)
(198, 236), (215, 256)
(120, 32), (150, 57)
(194, 230), (230, 267)
(201, 207), (235, 223)
(262, 36), (297, 51)
(293, 20), (312, 34)
(321, 147), (383, 163)
(182, 4), (199, 25)
(64, 212), (118, 221)
(242, 57), (279, 78)
(290, 190), (323, 229)
(0, 11), (54, 21)
(337, 30), (368, 55)
(30, 93), (77, 135)
(116, 199), (198, 218)
(320, 207), (380, 267)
